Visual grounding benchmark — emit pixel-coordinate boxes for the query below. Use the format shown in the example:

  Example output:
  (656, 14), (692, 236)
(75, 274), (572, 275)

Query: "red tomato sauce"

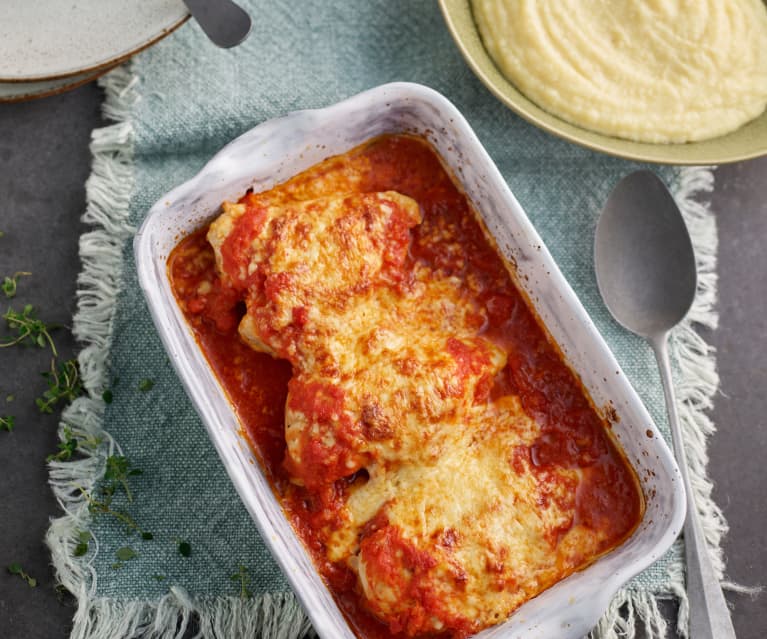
(168, 135), (643, 639)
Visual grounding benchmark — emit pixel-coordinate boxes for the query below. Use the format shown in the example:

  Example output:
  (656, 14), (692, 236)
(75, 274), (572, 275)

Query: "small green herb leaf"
(102, 389), (113, 404)
(230, 565), (252, 599)
(138, 378), (154, 392)
(104, 455), (130, 481)
(6, 394), (14, 403)
(0, 415), (15, 432)
(177, 541), (191, 557)
(73, 530), (91, 556)
(2, 272), (31, 298)
(141, 531), (153, 540)
(115, 547), (137, 562)
(152, 574), (166, 581)
(7, 563), (37, 587)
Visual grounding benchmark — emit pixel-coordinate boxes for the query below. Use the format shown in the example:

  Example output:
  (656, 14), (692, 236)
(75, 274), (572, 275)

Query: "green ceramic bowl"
(439, 0), (767, 165)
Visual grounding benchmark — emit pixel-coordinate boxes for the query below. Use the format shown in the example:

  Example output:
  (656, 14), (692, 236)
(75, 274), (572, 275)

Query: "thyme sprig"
(0, 305), (58, 355)
(103, 455), (143, 504)
(47, 427), (101, 463)
(230, 565), (252, 599)
(47, 427), (78, 462)
(82, 487), (153, 540)
(7, 563), (37, 587)
(80, 455), (152, 540)
(36, 358), (84, 414)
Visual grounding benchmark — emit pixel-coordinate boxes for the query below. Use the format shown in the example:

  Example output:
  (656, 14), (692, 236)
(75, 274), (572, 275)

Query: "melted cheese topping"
(204, 138), (640, 638)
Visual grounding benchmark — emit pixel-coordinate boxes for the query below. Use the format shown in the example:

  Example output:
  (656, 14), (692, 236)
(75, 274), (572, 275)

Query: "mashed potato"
(473, 0), (767, 143)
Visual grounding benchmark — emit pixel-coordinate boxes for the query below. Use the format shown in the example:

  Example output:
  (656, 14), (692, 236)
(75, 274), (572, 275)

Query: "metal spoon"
(183, 0), (252, 48)
(594, 170), (735, 639)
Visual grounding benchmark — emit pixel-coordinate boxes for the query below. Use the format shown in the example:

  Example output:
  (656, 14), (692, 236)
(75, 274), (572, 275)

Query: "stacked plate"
(0, 0), (189, 103)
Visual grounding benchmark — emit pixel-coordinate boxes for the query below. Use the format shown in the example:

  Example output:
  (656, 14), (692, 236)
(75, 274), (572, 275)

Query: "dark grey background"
(0, 83), (764, 638)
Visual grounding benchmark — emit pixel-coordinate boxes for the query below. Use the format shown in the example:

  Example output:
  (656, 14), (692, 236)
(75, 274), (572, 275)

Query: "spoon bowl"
(594, 170), (735, 639)
(183, 0), (251, 49)
(595, 170), (696, 339)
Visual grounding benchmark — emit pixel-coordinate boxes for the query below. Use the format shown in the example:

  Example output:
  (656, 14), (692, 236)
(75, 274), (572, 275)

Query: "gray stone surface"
(0, 83), (764, 638)
(707, 159), (767, 638)
(0, 83), (100, 638)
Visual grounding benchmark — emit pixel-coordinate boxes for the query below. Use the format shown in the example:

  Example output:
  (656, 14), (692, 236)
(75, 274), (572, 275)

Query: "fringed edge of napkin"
(57, 587), (314, 639)
(43, 65), (313, 639)
(44, 63), (730, 639)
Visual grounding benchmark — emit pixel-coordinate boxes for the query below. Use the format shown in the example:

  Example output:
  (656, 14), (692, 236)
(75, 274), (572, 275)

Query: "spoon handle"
(183, 0), (252, 49)
(652, 335), (736, 639)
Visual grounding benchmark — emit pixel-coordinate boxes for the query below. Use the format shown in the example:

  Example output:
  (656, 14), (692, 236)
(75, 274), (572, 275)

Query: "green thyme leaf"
(7, 563), (37, 587)
(177, 541), (191, 557)
(115, 547), (137, 562)
(0, 415), (15, 432)
(2, 272), (31, 299)
(138, 378), (154, 392)
(73, 530), (91, 556)
(230, 565), (252, 599)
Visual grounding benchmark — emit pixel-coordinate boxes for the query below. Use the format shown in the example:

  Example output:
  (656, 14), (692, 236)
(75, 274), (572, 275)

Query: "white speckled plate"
(0, 0), (188, 83)
(135, 83), (686, 639)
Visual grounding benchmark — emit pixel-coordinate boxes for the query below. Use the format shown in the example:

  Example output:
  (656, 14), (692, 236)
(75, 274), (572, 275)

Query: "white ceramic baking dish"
(135, 82), (686, 639)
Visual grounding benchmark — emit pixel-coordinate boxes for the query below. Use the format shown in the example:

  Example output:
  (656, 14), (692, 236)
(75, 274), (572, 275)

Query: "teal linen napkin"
(48, 2), (723, 637)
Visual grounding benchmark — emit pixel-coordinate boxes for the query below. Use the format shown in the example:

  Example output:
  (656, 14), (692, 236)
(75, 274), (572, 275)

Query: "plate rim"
(0, 65), (121, 104)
